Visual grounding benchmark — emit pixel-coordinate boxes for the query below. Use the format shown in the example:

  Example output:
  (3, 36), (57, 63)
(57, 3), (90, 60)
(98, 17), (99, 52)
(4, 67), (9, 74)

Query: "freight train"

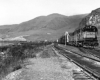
(58, 25), (99, 48)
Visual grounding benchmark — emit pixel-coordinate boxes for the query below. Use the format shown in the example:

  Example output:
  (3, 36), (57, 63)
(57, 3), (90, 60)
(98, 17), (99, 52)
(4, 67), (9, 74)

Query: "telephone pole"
(65, 31), (69, 46)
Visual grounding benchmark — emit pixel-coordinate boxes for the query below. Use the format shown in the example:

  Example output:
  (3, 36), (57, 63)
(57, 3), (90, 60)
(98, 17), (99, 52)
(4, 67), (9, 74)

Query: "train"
(58, 25), (99, 48)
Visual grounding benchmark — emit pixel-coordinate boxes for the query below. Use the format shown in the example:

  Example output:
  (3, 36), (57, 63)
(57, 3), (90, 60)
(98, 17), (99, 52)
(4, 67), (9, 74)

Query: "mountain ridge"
(0, 13), (87, 41)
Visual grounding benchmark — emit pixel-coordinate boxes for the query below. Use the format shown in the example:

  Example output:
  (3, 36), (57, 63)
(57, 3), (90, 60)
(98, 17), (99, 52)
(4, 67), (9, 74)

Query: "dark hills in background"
(1, 8), (100, 42)
(0, 13), (87, 41)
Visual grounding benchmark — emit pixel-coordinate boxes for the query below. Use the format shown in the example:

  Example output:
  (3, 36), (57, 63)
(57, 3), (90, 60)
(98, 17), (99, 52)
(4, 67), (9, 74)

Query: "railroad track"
(58, 44), (100, 62)
(54, 45), (100, 80)
(79, 47), (100, 59)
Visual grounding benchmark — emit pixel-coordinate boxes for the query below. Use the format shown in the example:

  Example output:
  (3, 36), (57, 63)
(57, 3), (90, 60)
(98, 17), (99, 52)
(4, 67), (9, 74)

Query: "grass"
(0, 41), (51, 79)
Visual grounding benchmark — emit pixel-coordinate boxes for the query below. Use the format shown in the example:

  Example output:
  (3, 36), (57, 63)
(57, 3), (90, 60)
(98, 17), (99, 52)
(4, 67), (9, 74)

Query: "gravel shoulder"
(2, 45), (81, 80)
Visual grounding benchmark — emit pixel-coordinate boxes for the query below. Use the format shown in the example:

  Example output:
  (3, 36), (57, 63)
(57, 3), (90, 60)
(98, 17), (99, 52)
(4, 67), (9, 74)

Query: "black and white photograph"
(0, 0), (100, 80)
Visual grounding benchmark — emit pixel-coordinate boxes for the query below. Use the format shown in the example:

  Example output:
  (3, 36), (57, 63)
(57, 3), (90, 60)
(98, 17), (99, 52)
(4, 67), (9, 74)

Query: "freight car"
(58, 35), (65, 44)
(58, 25), (99, 48)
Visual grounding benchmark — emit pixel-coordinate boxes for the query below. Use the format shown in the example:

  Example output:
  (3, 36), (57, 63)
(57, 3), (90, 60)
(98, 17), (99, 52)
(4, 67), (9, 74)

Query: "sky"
(0, 0), (100, 25)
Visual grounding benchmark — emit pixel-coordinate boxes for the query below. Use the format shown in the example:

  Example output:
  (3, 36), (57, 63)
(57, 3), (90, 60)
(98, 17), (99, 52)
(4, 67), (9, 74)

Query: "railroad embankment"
(2, 45), (81, 80)
(0, 41), (51, 80)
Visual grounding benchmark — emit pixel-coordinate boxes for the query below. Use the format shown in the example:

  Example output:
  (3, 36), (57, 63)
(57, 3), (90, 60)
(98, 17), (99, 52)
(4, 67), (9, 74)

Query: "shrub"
(0, 41), (50, 79)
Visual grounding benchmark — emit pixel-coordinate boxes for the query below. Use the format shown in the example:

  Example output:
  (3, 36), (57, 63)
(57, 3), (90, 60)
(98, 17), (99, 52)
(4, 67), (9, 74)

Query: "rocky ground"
(2, 45), (81, 80)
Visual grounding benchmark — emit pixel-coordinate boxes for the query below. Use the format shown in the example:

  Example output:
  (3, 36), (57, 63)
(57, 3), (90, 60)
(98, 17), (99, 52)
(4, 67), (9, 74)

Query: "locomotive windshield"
(82, 25), (98, 32)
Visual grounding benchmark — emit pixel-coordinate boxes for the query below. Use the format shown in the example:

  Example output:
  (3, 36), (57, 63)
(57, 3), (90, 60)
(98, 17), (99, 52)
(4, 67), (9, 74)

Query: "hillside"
(0, 13), (86, 41)
(77, 8), (100, 29)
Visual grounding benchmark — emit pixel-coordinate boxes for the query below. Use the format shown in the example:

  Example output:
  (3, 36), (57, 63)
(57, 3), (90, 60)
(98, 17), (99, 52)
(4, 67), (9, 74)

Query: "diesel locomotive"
(58, 25), (99, 48)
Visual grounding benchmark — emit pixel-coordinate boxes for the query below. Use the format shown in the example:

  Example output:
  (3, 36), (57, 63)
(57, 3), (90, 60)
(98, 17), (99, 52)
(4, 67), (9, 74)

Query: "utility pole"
(65, 31), (69, 46)
(57, 39), (58, 43)
(65, 32), (67, 46)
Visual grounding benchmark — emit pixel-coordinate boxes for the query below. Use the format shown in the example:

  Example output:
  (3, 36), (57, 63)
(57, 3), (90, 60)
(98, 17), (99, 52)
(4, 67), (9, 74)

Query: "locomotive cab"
(82, 25), (98, 47)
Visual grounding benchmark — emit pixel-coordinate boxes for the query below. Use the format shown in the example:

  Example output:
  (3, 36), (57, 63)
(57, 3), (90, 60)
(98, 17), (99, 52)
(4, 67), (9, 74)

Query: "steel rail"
(58, 45), (100, 62)
(79, 47), (100, 60)
(54, 45), (100, 79)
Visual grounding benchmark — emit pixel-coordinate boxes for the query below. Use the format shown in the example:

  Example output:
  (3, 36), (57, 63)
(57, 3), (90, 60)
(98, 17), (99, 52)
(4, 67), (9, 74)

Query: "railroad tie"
(73, 70), (94, 80)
